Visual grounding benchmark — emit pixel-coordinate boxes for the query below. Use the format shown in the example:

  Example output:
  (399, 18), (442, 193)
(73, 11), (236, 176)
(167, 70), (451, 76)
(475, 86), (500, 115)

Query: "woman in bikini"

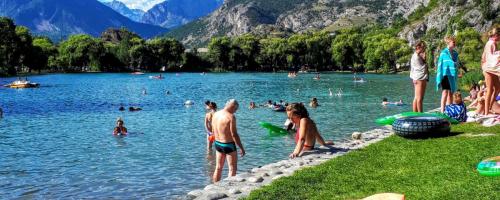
(286, 103), (333, 159)
(204, 101), (217, 151)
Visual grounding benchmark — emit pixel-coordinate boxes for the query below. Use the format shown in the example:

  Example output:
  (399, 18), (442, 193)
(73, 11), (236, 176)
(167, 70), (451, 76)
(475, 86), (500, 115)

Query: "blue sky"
(99, 0), (165, 11)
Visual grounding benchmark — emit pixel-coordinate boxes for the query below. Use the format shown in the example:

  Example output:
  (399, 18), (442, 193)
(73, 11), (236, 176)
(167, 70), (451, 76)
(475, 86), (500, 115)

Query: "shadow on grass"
(398, 131), (464, 139)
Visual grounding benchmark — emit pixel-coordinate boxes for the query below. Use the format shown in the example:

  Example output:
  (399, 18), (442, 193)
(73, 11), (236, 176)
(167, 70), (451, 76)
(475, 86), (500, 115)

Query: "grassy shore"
(246, 123), (500, 200)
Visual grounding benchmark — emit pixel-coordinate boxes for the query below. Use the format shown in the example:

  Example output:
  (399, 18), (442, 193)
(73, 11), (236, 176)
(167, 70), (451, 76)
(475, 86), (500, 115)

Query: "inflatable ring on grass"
(392, 116), (450, 138)
(376, 112), (459, 126)
(477, 156), (500, 177)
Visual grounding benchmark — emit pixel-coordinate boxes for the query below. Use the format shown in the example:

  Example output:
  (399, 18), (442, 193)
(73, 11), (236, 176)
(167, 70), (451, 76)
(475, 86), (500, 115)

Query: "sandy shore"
(184, 126), (393, 200)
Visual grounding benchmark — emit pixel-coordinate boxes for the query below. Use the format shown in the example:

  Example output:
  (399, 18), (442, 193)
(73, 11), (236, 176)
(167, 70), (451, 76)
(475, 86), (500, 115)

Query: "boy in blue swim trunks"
(211, 99), (246, 182)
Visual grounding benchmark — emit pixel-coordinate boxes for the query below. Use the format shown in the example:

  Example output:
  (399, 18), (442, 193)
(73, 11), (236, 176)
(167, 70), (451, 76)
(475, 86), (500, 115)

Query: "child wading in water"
(204, 101), (217, 151)
(113, 118), (128, 136)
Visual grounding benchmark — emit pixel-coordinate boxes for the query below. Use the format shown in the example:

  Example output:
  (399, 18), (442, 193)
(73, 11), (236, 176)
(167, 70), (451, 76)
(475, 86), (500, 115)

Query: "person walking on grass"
(411, 41), (428, 112)
(436, 36), (466, 113)
(211, 99), (245, 182)
(481, 27), (500, 115)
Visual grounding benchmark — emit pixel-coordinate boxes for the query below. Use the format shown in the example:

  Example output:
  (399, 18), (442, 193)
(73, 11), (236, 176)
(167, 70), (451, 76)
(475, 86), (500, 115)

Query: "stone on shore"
(185, 126), (393, 200)
(248, 176), (264, 183)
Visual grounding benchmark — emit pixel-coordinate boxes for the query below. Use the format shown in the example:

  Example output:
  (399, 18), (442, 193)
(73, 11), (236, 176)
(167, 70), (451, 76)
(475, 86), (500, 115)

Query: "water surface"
(0, 73), (441, 198)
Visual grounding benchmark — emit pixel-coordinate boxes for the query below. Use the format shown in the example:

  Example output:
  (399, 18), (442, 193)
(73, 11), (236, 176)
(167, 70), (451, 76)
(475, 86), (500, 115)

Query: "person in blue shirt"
(436, 36), (466, 113)
(444, 92), (467, 122)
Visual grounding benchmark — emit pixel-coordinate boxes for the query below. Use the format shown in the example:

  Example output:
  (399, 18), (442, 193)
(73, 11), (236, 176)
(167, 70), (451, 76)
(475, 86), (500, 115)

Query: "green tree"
(129, 38), (154, 71)
(258, 37), (289, 70)
(15, 26), (35, 73)
(363, 33), (411, 73)
(456, 27), (484, 70)
(287, 34), (308, 68)
(0, 17), (20, 76)
(57, 34), (105, 72)
(32, 37), (57, 72)
(331, 29), (363, 71)
(231, 34), (260, 71)
(207, 36), (231, 70)
(305, 32), (333, 70)
(147, 37), (185, 71)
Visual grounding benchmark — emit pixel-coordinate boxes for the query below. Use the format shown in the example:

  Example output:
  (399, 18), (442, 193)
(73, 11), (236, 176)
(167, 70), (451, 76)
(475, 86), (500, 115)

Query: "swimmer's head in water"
(382, 98), (388, 102)
(116, 118), (124, 126)
(225, 99), (239, 112)
(286, 103), (309, 121)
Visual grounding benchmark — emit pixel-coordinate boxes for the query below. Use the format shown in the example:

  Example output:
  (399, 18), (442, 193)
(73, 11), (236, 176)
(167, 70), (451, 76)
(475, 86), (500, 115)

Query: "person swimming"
(314, 73), (321, 80)
(382, 98), (404, 106)
(309, 98), (319, 108)
(113, 118), (128, 136)
(119, 106), (125, 111)
(249, 102), (256, 109)
(129, 106), (142, 111)
(142, 88), (147, 95)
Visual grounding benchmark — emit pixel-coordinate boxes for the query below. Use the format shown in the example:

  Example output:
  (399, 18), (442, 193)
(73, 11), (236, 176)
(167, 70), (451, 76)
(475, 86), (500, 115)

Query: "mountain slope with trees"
(166, 0), (430, 47)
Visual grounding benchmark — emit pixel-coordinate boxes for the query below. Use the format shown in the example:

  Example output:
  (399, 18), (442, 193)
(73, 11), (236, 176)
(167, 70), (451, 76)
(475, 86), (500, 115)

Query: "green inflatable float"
(258, 121), (289, 136)
(477, 156), (500, 177)
(375, 112), (459, 125)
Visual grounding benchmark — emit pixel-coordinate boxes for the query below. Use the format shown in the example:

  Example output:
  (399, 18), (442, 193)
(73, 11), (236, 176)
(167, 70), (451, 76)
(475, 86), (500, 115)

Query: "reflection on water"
(204, 150), (216, 179)
(0, 73), (442, 198)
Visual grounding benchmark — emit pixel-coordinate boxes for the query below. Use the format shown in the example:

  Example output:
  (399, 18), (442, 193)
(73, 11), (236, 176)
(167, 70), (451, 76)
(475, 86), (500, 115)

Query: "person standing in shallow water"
(211, 99), (245, 182)
(204, 101), (217, 151)
(410, 41), (428, 112)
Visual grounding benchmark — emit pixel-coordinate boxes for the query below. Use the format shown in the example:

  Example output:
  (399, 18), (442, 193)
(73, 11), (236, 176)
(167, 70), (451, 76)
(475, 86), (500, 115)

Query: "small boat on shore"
(4, 78), (40, 89)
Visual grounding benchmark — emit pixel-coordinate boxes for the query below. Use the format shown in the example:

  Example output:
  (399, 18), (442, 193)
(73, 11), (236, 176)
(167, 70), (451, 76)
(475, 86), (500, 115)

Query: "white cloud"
(99, 0), (166, 11)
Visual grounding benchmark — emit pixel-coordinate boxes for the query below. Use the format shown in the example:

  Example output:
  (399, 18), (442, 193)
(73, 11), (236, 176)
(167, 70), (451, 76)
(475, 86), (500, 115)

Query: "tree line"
(0, 16), (487, 76)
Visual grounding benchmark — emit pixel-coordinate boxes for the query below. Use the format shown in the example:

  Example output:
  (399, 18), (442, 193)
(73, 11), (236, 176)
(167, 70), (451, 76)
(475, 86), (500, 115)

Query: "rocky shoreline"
(184, 126), (393, 200)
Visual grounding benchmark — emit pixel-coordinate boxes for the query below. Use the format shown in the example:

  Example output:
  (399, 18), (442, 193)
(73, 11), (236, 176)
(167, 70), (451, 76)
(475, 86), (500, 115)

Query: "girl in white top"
(410, 41), (428, 112)
(481, 27), (500, 115)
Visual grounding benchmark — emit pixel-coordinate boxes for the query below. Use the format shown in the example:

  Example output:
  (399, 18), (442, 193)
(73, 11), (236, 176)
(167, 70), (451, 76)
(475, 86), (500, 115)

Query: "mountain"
(166, 0), (499, 47)
(0, 0), (167, 40)
(141, 0), (223, 29)
(102, 0), (145, 22)
(399, 0), (500, 45)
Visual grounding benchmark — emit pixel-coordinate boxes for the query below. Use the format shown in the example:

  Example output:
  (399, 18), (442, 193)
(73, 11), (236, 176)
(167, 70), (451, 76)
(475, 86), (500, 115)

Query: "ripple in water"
(0, 73), (441, 198)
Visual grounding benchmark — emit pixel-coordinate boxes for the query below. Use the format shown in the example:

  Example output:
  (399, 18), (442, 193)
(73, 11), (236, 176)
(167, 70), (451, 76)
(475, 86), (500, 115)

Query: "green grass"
(246, 123), (500, 200)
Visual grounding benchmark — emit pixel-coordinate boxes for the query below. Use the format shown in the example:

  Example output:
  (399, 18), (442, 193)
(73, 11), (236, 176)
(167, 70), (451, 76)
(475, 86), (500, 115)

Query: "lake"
(0, 73), (442, 198)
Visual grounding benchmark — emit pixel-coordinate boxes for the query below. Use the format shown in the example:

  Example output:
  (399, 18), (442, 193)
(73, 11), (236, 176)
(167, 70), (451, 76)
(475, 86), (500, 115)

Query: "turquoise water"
(0, 73), (441, 198)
